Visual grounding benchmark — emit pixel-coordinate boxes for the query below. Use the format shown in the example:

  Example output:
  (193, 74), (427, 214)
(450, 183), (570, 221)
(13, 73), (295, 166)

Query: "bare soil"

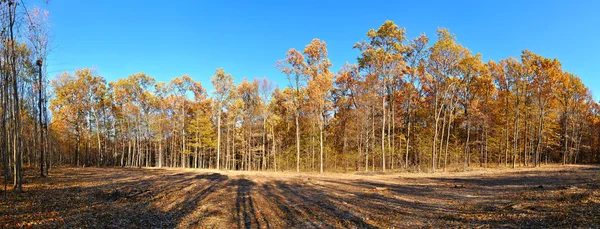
(1, 165), (599, 228)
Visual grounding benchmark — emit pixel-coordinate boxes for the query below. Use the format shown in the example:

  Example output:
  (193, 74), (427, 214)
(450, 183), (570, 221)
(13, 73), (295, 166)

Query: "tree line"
(3, 17), (600, 193)
(47, 20), (600, 174)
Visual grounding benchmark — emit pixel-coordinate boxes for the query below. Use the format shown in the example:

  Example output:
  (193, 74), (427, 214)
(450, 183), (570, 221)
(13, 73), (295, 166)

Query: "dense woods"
(1, 1), (600, 194)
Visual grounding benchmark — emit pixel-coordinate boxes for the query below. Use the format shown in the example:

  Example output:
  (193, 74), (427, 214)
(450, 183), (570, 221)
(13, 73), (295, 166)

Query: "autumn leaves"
(46, 20), (600, 173)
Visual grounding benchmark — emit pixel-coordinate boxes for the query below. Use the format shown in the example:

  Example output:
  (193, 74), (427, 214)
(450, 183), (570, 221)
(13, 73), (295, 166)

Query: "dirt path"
(2, 165), (599, 228)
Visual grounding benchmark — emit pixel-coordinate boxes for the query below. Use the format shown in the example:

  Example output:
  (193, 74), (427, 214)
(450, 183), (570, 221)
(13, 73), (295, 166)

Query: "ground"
(1, 165), (599, 228)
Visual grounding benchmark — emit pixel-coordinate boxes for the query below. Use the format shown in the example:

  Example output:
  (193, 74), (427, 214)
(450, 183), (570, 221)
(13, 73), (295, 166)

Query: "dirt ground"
(1, 165), (599, 228)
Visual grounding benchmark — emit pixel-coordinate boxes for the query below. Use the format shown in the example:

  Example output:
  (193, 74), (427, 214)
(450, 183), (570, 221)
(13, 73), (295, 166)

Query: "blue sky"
(45, 0), (600, 100)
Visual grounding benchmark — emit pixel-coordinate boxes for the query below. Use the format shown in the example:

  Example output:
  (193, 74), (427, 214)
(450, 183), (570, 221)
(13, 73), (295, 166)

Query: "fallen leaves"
(1, 165), (599, 228)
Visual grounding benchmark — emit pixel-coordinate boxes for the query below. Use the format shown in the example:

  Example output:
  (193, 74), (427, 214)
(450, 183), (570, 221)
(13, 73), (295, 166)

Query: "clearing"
(2, 165), (600, 228)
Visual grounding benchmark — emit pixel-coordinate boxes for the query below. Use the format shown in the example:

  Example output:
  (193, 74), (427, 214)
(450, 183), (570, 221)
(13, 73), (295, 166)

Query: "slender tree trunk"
(464, 112), (470, 169)
(343, 125), (348, 172)
(232, 126), (236, 170)
(311, 129), (315, 171)
(390, 102), (394, 170)
(295, 113), (300, 173)
(405, 106), (411, 169)
(381, 93), (386, 172)
(365, 115), (370, 172)
(262, 118), (266, 170)
(2, 59), (9, 195)
(9, 4), (22, 191)
(439, 107), (447, 170)
(217, 109), (221, 170)
(94, 110), (102, 166)
(271, 125), (276, 171)
(444, 100), (453, 172)
(513, 97), (520, 169)
(505, 97), (509, 167)
(319, 115), (324, 174)
(225, 122), (230, 170)
(158, 134), (162, 168)
(432, 94), (440, 173)
(37, 63), (45, 177)
(563, 113), (569, 164)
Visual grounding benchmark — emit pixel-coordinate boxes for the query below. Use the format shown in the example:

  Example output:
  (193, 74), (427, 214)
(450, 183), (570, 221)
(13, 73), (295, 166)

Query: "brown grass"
(1, 164), (599, 228)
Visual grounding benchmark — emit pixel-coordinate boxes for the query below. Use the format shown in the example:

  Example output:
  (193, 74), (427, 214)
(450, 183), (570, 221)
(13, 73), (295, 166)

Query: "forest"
(45, 24), (600, 174)
(1, 1), (600, 228)
(2, 5), (600, 194)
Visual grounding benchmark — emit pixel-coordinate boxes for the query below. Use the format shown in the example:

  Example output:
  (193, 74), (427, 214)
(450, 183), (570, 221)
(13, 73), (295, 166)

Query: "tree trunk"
(381, 93), (386, 172)
(9, 4), (22, 191)
(444, 100), (453, 172)
(262, 118), (266, 170)
(272, 125), (276, 171)
(217, 109), (221, 170)
(319, 115), (324, 174)
(37, 63), (45, 177)
(295, 113), (300, 173)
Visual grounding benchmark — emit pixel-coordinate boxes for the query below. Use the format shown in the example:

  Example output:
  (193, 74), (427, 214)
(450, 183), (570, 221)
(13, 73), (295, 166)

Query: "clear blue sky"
(45, 0), (600, 100)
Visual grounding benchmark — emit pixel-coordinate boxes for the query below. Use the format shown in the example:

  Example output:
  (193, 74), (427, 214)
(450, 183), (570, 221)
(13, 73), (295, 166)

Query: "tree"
(257, 78), (273, 170)
(304, 38), (333, 174)
(25, 6), (51, 177)
(503, 58), (526, 168)
(334, 63), (360, 171)
(522, 50), (561, 166)
(404, 34), (429, 169)
(277, 47), (307, 173)
(457, 52), (488, 168)
(355, 20), (408, 172)
(211, 68), (234, 170)
(426, 28), (467, 172)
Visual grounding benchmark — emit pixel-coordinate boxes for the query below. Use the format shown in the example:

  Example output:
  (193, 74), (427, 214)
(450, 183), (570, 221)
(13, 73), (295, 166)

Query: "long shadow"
(428, 169), (595, 191)
(8, 166), (600, 228)
(233, 178), (267, 229)
(165, 173), (229, 228)
(323, 179), (466, 202)
(271, 181), (378, 228)
(310, 179), (462, 226)
(14, 169), (230, 228)
(261, 182), (318, 228)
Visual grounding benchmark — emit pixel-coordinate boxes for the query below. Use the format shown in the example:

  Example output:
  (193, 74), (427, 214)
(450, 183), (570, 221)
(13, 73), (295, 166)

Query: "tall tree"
(277, 48), (307, 173)
(355, 20), (408, 172)
(211, 68), (234, 170)
(425, 28), (467, 172)
(304, 38), (333, 174)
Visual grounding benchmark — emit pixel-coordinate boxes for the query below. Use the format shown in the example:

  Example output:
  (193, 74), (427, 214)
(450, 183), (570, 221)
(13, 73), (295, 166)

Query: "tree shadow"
(6, 166), (600, 228)
(259, 180), (378, 228)
(11, 169), (230, 228)
(233, 178), (266, 229)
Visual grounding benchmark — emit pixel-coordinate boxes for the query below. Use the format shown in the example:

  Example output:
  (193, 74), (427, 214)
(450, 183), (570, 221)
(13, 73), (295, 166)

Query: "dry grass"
(1, 164), (599, 228)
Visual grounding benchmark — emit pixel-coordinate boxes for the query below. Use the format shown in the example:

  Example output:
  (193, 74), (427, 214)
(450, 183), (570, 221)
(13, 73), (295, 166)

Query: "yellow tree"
(211, 68), (234, 170)
(334, 63), (360, 171)
(237, 78), (260, 170)
(277, 47), (306, 173)
(503, 58), (526, 168)
(403, 34), (429, 169)
(426, 28), (467, 172)
(304, 38), (333, 174)
(50, 72), (86, 167)
(490, 59), (511, 166)
(256, 77), (273, 170)
(355, 20), (407, 172)
(458, 53), (488, 168)
(522, 50), (560, 166)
